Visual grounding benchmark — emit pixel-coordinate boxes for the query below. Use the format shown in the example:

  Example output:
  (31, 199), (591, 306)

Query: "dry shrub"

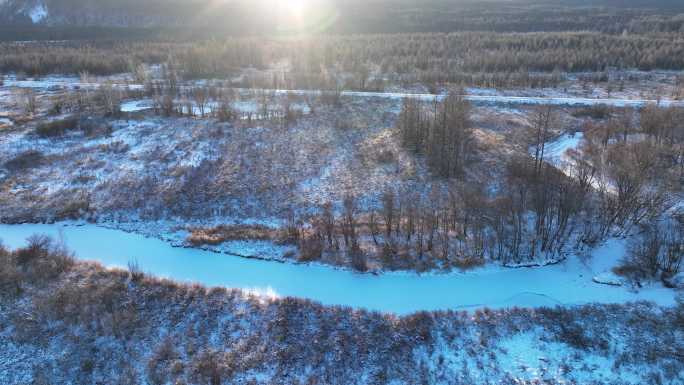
(399, 311), (434, 345)
(297, 235), (323, 262)
(380, 242), (395, 268)
(9, 310), (43, 344)
(571, 105), (611, 119)
(57, 195), (91, 220)
(556, 323), (608, 351)
(37, 272), (138, 337)
(452, 256), (485, 271)
(98, 140), (130, 154)
(0, 242), (20, 296)
(20, 88), (37, 115)
(147, 337), (180, 385)
(319, 89), (342, 106)
(35, 116), (79, 137)
(676, 299), (684, 330)
(187, 224), (277, 246)
(128, 259), (145, 282)
(350, 244), (367, 272)
(190, 349), (232, 385)
(4, 150), (44, 172)
(612, 264), (643, 283)
(79, 118), (113, 137)
(375, 149), (396, 164)
(615, 223), (683, 284)
(14, 234), (74, 282)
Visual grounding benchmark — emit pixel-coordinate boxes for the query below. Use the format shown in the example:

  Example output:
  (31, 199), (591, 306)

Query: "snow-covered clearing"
(0, 223), (675, 314)
(540, 132), (584, 165)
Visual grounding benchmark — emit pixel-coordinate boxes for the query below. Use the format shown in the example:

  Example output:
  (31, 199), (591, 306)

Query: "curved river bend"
(0, 223), (674, 314)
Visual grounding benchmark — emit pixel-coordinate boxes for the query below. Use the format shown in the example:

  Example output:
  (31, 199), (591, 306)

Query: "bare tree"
(530, 105), (554, 175)
(321, 202), (335, 249)
(98, 82), (121, 117)
(192, 87), (209, 117)
(342, 194), (357, 248)
(382, 188), (395, 238)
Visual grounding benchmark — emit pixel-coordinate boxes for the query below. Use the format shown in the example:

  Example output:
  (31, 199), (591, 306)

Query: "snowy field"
(0, 223), (675, 314)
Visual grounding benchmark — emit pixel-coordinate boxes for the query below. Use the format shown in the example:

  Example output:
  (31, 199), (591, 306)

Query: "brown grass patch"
(452, 256), (486, 271)
(187, 224), (279, 246)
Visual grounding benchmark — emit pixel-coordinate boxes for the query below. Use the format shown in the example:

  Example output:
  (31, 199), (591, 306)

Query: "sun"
(282, 0), (306, 17)
(273, 0), (338, 34)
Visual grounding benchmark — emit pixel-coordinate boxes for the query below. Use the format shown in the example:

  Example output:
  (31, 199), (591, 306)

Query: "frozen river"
(0, 223), (675, 314)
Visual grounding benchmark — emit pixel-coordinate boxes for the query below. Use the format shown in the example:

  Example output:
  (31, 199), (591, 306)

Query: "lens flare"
(285, 0), (305, 16)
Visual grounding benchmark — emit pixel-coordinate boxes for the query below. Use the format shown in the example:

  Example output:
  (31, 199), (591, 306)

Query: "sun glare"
(283, 0), (305, 16)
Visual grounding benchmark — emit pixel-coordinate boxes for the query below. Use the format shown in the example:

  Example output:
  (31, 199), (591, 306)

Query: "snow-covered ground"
(543, 132), (584, 163)
(530, 131), (584, 166)
(0, 223), (675, 314)
(120, 99), (153, 112)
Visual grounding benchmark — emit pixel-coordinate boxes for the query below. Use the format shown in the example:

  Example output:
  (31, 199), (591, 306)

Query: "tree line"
(3, 31), (684, 89)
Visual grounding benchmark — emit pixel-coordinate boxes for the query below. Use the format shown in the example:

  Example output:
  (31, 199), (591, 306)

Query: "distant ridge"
(1, 0), (683, 40)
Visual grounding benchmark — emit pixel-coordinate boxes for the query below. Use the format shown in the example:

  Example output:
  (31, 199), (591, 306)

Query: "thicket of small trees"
(281, 101), (683, 271)
(41, 80), (125, 118)
(397, 92), (472, 178)
(619, 218), (683, 285)
(144, 81), (308, 126)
